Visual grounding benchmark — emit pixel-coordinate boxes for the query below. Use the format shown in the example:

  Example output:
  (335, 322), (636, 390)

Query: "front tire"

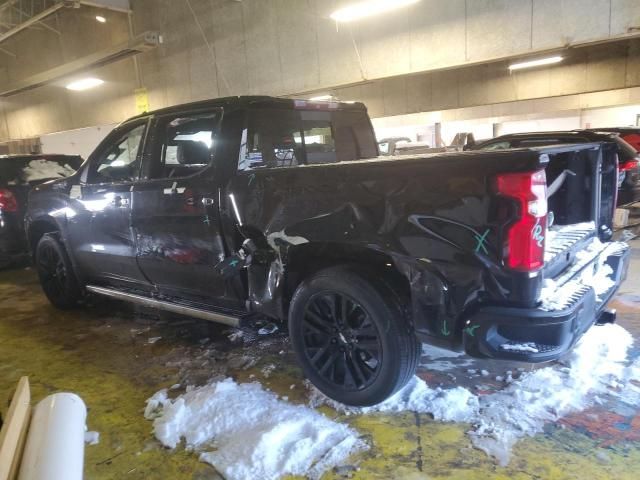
(289, 266), (420, 406)
(35, 234), (82, 309)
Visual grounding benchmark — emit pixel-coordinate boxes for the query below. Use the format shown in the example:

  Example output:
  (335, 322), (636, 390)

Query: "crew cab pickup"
(26, 97), (630, 406)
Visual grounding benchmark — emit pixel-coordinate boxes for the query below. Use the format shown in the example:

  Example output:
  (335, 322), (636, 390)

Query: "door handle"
(202, 197), (215, 206)
(112, 196), (130, 208)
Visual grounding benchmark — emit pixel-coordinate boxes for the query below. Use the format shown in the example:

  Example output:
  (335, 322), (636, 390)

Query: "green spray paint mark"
(441, 321), (451, 336)
(474, 229), (490, 254)
(464, 325), (480, 337)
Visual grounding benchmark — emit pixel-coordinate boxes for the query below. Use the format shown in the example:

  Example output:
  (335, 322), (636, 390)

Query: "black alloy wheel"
(289, 266), (420, 406)
(302, 291), (383, 391)
(35, 235), (81, 309)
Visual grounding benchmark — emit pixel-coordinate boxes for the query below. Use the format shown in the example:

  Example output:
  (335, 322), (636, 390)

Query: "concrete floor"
(1, 241), (639, 479)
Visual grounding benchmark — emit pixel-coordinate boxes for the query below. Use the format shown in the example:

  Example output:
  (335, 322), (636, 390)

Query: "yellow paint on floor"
(1, 267), (639, 479)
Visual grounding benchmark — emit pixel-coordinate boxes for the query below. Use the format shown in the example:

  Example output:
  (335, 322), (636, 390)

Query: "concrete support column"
(435, 122), (443, 147)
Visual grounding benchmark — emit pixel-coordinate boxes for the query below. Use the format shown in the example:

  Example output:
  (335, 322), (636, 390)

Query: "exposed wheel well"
(284, 243), (411, 316)
(27, 218), (60, 256)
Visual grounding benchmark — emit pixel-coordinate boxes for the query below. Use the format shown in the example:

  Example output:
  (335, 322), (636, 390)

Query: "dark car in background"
(0, 154), (83, 267)
(467, 130), (640, 205)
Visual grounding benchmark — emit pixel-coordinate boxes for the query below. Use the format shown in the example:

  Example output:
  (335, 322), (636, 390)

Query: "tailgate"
(539, 142), (618, 282)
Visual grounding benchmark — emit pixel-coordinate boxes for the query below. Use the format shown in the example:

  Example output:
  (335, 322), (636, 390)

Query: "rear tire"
(35, 234), (82, 309)
(289, 266), (420, 406)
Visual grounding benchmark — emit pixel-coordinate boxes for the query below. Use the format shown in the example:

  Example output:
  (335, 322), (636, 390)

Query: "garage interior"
(1, 1), (640, 479)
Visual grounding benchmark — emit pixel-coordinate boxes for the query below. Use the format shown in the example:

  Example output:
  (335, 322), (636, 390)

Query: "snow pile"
(309, 376), (479, 423)
(471, 323), (633, 465)
(539, 239), (626, 310)
(145, 379), (365, 480)
(310, 323), (639, 466)
(22, 159), (76, 183)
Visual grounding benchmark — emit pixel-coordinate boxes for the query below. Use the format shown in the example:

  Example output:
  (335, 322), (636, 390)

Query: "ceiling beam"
(79, 0), (130, 13)
(0, 1), (68, 45)
(0, 30), (161, 97)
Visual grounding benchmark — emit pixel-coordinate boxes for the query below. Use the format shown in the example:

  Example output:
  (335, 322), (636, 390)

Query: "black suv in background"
(0, 154), (83, 268)
(467, 130), (640, 205)
(589, 127), (640, 152)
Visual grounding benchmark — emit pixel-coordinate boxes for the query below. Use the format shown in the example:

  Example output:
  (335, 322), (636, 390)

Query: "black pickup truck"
(26, 97), (630, 406)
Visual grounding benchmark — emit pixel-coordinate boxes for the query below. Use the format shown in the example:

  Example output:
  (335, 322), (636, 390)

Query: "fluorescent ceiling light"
(330, 0), (421, 23)
(508, 56), (563, 71)
(66, 77), (104, 91)
(309, 95), (333, 101)
(95, 15), (106, 23)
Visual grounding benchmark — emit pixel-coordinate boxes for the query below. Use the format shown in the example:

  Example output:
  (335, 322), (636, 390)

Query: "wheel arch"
(26, 216), (61, 257)
(283, 242), (412, 317)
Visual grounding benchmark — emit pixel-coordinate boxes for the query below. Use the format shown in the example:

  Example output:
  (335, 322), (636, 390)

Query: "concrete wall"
(132, 0), (640, 103)
(331, 39), (640, 118)
(2, 0), (640, 142)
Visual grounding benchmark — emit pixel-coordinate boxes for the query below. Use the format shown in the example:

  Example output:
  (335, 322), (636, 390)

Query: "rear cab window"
(238, 107), (378, 171)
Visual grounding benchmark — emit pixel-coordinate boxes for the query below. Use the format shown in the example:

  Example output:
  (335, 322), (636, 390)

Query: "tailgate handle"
(202, 197), (215, 207)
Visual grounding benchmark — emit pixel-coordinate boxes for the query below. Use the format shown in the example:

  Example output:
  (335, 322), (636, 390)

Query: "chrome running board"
(85, 285), (241, 327)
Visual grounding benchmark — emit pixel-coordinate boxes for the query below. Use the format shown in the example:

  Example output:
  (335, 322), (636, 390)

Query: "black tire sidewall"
(35, 235), (81, 309)
(289, 266), (417, 406)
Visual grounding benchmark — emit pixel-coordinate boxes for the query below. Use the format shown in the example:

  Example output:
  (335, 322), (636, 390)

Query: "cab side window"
(88, 123), (146, 183)
(240, 109), (304, 170)
(239, 108), (375, 171)
(147, 110), (223, 180)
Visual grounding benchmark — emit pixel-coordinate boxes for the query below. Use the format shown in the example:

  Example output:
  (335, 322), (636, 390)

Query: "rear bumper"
(463, 241), (630, 363)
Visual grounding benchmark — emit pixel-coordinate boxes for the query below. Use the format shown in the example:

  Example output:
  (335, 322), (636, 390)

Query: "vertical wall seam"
(464, 0), (468, 62)
(239, 0), (250, 94)
(313, 0), (321, 88)
(530, 0), (534, 50)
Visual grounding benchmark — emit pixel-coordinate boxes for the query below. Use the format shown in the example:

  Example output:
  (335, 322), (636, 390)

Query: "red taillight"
(619, 158), (639, 172)
(0, 189), (17, 213)
(495, 170), (547, 271)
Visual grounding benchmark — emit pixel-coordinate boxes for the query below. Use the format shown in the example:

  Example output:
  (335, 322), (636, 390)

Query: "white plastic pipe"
(18, 393), (87, 480)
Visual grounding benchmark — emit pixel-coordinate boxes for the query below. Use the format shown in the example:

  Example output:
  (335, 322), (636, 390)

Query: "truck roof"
(127, 96), (368, 122)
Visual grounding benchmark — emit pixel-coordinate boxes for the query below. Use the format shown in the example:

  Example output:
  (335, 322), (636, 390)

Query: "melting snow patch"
(145, 379), (365, 480)
(84, 431), (100, 445)
(310, 323), (639, 467)
(421, 344), (466, 358)
(500, 342), (539, 353)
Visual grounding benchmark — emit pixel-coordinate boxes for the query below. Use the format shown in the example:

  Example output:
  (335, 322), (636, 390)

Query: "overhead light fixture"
(330, 0), (421, 23)
(95, 15), (106, 23)
(309, 95), (333, 101)
(508, 56), (563, 71)
(66, 77), (104, 91)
